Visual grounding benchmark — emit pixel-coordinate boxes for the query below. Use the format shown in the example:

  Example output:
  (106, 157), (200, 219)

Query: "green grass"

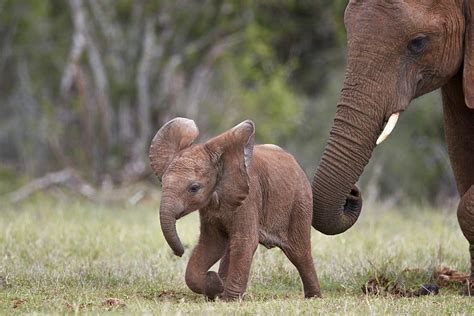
(0, 194), (473, 314)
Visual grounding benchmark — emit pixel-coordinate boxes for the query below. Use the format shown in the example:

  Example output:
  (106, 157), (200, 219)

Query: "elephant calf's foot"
(219, 294), (241, 302)
(204, 271), (224, 300)
(219, 289), (244, 302)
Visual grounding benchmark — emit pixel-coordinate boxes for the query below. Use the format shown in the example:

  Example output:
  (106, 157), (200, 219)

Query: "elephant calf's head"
(149, 118), (255, 256)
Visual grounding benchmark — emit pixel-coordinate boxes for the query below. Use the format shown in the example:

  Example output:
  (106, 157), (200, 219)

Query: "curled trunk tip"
(312, 170), (363, 235)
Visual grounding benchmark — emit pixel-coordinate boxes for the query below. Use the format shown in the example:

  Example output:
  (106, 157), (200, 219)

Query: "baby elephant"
(149, 118), (321, 300)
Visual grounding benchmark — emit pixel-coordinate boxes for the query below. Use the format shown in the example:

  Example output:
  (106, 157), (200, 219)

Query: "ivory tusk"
(376, 112), (400, 145)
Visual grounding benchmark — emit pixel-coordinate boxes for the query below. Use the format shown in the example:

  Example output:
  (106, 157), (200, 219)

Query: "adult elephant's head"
(312, 0), (474, 235)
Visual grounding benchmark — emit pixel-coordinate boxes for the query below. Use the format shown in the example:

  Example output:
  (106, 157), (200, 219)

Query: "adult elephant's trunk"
(312, 83), (386, 235)
(159, 196), (185, 257)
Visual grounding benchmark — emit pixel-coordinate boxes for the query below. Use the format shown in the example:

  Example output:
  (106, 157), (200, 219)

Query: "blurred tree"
(253, 0), (343, 95)
(0, 0), (341, 182)
(0, 0), (457, 204)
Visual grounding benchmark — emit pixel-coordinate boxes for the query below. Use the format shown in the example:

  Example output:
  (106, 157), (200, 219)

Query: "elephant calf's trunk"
(160, 210), (185, 257)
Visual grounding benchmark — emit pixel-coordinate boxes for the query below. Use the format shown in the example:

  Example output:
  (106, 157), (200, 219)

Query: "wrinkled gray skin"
(312, 0), (474, 295)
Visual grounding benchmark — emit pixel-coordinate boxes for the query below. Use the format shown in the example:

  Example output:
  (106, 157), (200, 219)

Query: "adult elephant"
(311, 0), (474, 294)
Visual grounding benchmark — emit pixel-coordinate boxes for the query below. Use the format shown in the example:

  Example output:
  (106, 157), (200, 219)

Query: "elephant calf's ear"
(205, 120), (255, 207)
(149, 118), (199, 180)
(232, 120), (256, 174)
(464, 0), (474, 109)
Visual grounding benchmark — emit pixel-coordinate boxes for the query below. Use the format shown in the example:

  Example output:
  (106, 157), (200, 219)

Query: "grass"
(0, 192), (473, 314)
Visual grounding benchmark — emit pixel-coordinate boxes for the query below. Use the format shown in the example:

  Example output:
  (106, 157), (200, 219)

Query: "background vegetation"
(0, 0), (455, 203)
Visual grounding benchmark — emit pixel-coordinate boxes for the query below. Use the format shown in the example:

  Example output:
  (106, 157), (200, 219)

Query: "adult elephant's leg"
(458, 186), (474, 295)
(442, 73), (474, 295)
(185, 220), (227, 300)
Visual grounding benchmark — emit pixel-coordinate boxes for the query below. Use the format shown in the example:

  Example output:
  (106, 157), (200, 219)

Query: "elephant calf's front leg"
(185, 227), (226, 300)
(218, 247), (230, 283)
(221, 236), (258, 301)
(458, 185), (474, 296)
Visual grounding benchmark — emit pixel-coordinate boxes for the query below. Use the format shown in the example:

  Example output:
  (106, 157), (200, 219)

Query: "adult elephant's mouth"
(376, 112), (401, 145)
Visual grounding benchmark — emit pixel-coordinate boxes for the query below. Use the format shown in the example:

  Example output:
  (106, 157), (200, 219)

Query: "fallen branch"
(8, 168), (97, 203)
(362, 266), (470, 297)
(435, 266), (469, 285)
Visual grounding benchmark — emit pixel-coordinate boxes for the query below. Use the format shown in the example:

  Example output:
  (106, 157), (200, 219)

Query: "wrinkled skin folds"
(149, 118), (321, 300)
(312, 0), (474, 295)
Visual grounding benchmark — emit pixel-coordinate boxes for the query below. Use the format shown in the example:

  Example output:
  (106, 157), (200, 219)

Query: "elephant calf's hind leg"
(458, 185), (474, 296)
(281, 245), (322, 298)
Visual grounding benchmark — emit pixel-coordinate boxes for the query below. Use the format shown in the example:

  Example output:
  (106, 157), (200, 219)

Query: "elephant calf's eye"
(407, 35), (429, 55)
(188, 183), (201, 193)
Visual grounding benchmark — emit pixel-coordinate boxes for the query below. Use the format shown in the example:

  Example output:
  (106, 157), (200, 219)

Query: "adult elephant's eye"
(407, 35), (429, 55)
(188, 183), (201, 193)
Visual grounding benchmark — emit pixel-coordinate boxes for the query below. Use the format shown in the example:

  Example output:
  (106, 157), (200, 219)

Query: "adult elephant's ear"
(205, 120), (255, 208)
(149, 118), (199, 180)
(464, 0), (474, 108)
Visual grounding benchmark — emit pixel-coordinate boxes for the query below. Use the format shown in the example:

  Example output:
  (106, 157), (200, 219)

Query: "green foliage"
(331, 0), (349, 40)
(0, 0), (460, 203)
(0, 165), (25, 195)
(204, 21), (301, 143)
(240, 69), (300, 143)
(253, 0), (344, 95)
